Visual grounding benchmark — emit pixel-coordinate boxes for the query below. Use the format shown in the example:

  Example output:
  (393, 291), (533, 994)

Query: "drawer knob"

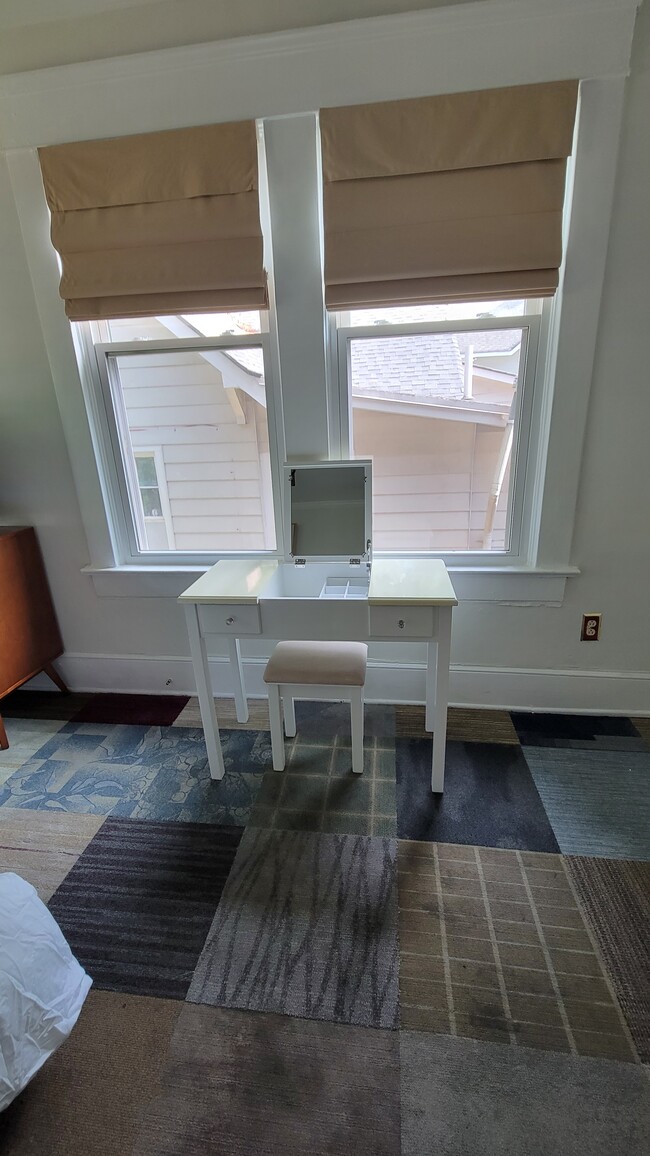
(398, 619), (405, 630)
(225, 616), (235, 625)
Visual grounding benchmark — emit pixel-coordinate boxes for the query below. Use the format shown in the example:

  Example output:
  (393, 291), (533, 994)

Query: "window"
(335, 299), (542, 554)
(81, 310), (278, 561)
(134, 450), (173, 549)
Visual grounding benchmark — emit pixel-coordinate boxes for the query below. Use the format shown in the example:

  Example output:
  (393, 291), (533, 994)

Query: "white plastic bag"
(0, 872), (91, 1112)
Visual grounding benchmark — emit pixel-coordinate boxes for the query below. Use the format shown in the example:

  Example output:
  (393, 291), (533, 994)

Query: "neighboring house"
(111, 311), (520, 553)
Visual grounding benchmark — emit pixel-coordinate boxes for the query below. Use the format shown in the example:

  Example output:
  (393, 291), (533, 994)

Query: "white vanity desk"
(180, 555), (457, 792)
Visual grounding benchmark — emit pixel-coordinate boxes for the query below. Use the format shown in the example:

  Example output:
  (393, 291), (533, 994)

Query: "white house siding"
(353, 408), (508, 551)
(109, 318), (271, 551)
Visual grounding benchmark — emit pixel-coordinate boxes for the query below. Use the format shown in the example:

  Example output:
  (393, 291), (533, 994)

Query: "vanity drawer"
(198, 603), (261, 636)
(369, 604), (433, 639)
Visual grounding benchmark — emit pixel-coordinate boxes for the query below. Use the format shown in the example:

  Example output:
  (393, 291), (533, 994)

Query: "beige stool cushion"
(263, 640), (368, 687)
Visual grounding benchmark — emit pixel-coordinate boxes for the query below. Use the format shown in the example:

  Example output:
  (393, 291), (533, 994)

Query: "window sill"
(83, 563), (578, 603)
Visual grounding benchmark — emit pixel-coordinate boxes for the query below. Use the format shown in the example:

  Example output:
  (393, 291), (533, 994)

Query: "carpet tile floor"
(0, 687), (648, 1154)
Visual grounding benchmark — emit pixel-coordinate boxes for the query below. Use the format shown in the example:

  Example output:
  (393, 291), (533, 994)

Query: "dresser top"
(179, 557), (457, 606)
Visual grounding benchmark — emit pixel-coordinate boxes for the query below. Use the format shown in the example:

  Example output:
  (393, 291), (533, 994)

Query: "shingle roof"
(351, 332), (465, 401)
(224, 322), (520, 403)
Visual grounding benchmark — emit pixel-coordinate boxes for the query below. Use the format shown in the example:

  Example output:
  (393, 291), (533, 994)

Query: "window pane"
(349, 328), (525, 551)
(108, 345), (276, 553)
(345, 299), (539, 326)
(90, 311), (262, 344)
(135, 456), (158, 486)
(140, 488), (162, 517)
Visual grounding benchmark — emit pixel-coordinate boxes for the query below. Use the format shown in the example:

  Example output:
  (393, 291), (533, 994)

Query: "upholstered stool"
(263, 640), (368, 774)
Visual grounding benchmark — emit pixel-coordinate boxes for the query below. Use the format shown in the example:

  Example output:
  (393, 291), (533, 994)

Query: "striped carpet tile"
(566, 856), (650, 1062)
(188, 827), (400, 1029)
(48, 817), (242, 1000)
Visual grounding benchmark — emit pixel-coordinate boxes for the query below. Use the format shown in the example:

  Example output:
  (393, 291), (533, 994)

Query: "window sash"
(333, 310), (543, 562)
(85, 329), (283, 565)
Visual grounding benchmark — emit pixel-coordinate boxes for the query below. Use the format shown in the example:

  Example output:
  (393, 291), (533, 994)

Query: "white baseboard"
(24, 653), (650, 715)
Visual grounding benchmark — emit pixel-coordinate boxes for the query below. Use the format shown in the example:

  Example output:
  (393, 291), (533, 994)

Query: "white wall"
(0, 0), (648, 710)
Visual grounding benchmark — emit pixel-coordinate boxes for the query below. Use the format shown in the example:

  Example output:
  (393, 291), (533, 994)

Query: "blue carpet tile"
(48, 816), (242, 1000)
(396, 739), (560, 852)
(523, 746), (650, 860)
(0, 723), (270, 825)
(510, 712), (647, 751)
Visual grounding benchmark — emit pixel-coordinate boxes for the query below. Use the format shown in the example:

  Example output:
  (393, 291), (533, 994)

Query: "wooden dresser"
(0, 526), (67, 749)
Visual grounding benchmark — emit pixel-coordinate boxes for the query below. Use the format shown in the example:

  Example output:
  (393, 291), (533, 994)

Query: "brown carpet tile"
(566, 856), (650, 1063)
(173, 695), (271, 730)
(0, 689), (93, 720)
(0, 990), (181, 1156)
(395, 705), (520, 743)
(132, 1004), (401, 1156)
(0, 809), (104, 902)
(71, 693), (189, 727)
(398, 841), (637, 1061)
(630, 716), (650, 746)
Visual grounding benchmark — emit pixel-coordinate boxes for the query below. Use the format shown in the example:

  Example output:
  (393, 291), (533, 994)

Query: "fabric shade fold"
(320, 81), (578, 310)
(39, 120), (267, 320)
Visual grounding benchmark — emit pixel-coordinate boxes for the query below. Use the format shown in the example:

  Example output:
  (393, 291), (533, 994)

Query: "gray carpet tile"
(398, 841), (637, 1061)
(397, 740), (560, 852)
(188, 827), (399, 1029)
(567, 856), (650, 1062)
(47, 817), (242, 999)
(400, 1032), (650, 1156)
(522, 746), (650, 859)
(132, 1004), (401, 1156)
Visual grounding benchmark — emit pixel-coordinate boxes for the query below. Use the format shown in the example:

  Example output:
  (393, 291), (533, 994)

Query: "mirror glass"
(289, 464), (368, 557)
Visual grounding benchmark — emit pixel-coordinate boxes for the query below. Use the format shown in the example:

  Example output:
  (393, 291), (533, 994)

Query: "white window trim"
(1, 0), (637, 601)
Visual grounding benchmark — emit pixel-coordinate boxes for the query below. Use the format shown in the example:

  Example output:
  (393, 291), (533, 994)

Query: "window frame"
(79, 325), (285, 567)
(331, 308), (544, 566)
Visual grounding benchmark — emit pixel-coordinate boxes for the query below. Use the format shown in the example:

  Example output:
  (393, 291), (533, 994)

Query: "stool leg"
(267, 684), (285, 771)
(350, 687), (364, 774)
(283, 694), (297, 738)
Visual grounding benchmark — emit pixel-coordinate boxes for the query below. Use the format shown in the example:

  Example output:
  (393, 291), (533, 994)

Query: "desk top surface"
(179, 557), (457, 606)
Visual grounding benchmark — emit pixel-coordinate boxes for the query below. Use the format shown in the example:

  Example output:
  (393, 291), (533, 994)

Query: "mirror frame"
(282, 460), (373, 564)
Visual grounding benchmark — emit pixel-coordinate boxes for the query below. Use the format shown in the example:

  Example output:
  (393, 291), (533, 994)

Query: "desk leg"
(228, 638), (249, 723)
(430, 607), (452, 794)
(184, 603), (225, 781)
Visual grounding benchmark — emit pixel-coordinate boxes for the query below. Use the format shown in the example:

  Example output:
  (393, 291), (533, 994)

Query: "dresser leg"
(44, 663), (70, 694)
(0, 714), (8, 750)
(430, 608), (452, 794)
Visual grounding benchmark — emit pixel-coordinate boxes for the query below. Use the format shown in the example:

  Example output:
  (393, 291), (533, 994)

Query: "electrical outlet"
(581, 613), (601, 641)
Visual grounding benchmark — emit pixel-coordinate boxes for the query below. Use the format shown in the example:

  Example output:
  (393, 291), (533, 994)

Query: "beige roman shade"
(38, 120), (267, 320)
(320, 81), (579, 309)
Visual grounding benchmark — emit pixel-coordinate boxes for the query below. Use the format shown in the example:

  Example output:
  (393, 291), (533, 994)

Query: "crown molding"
(0, 0), (640, 150)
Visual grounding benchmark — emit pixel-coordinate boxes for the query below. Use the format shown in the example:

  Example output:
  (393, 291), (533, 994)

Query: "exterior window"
(336, 300), (542, 554)
(82, 311), (277, 559)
